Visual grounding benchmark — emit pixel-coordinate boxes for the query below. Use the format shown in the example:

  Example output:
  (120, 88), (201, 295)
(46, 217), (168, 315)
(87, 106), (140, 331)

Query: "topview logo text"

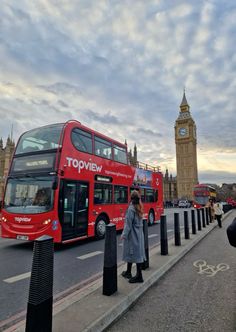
(66, 157), (102, 173)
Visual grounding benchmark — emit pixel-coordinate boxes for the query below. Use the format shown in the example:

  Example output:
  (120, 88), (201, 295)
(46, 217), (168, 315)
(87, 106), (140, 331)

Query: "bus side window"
(94, 197), (101, 204)
(94, 183), (112, 204)
(114, 185), (128, 204)
(94, 136), (112, 160)
(71, 128), (92, 154)
(146, 189), (155, 202)
(155, 190), (158, 202)
(113, 145), (127, 164)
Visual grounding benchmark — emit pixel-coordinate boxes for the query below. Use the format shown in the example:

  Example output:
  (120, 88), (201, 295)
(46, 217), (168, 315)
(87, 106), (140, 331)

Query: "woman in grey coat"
(121, 190), (146, 283)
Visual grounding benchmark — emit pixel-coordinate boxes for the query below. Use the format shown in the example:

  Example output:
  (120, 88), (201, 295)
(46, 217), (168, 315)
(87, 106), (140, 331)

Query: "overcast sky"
(0, 0), (235, 185)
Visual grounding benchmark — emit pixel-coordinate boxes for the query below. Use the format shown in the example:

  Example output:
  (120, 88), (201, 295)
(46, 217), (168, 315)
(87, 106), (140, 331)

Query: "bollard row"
(101, 207), (213, 296)
(161, 207), (213, 256)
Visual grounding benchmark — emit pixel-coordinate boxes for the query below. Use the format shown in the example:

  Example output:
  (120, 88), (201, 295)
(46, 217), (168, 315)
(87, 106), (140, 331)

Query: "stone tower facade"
(0, 137), (15, 199)
(175, 92), (198, 200)
(163, 169), (177, 204)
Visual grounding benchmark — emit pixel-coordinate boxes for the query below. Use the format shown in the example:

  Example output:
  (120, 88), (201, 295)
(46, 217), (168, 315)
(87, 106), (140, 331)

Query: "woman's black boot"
(129, 263), (143, 283)
(122, 262), (132, 279)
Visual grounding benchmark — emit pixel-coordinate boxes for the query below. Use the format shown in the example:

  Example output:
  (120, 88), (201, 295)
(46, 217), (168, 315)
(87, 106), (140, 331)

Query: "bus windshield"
(194, 196), (208, 206)
(15, 124), (64, 155)
(4, 176), (54, 214)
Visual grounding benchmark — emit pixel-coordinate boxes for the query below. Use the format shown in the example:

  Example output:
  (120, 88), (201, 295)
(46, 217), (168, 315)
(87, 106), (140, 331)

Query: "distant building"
(127, 143), (138, 166)
(0, 137), (15, 199)
(163, 169), (178, 203)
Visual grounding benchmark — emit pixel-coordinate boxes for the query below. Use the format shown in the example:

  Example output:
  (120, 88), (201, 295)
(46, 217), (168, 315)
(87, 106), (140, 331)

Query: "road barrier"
(197, 209), (202, 230)
(184, 211), (190, 239)
(201, 208), (206, 227)
(160, 215), (168, 255)
(25, 235), (54, 332)
(103, 224), (117, 296)
(205, 207), (209, 225)
(142, 220), (149, 270)
(191, 209), (197, 234)
(174, 213), (181, 246)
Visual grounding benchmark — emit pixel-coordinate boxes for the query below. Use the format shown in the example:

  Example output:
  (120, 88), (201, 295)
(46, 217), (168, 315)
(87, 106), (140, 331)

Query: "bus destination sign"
(11, 153), (55, 173)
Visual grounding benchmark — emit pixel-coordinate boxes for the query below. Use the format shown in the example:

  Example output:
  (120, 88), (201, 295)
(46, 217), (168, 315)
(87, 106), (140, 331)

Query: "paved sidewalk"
(108, 211), (236, 332)
(8, 210), (235, 332)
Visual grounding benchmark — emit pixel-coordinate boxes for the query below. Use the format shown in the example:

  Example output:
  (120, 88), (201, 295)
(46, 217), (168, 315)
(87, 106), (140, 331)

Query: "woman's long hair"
(131, 190), (143, 218)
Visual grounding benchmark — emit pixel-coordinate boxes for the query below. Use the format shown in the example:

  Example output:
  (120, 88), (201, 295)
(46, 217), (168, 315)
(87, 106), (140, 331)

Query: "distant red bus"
(1, 120), (163, 243)
(193, 184), (216, 208)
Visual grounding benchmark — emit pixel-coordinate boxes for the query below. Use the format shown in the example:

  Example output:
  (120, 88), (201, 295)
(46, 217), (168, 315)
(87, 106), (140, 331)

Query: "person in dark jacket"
(226, 218), (236, 247)
(121, 190), (146, 283)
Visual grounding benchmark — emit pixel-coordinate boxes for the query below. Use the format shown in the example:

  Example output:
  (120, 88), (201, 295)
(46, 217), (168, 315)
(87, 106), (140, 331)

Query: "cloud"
(199, 170), (236, 186)
(0, 0), (236, 185)
(83, 109), (121, 125)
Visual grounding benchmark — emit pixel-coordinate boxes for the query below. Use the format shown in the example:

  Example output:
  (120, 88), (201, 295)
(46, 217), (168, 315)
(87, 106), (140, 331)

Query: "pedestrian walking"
(214, 200), (224, 228)
(226, 218), (236, 247)
(121, 190), (146, 283)
(206, 198), (215, 221)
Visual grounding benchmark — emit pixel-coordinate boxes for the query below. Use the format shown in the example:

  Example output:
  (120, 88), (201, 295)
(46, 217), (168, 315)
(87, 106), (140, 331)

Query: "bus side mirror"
(52, 178), (58, 190)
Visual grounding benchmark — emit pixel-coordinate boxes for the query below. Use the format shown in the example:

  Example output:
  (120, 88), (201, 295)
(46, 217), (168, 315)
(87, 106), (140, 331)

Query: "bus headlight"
(43, 219), (51, 225)
(1, 217), (7, 223)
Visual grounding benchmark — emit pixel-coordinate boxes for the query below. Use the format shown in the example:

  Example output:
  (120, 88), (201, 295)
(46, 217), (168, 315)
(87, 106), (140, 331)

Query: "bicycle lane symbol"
(193, 260), (230, 277)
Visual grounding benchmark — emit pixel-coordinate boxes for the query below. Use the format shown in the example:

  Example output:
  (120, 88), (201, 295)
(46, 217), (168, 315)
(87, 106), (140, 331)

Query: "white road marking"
(77, 251), (103, 260)
(167, 229), (174, 233)
(4, 272), (31, 283)
(193, 259), (230, 277)
(148, 234), (158, 238)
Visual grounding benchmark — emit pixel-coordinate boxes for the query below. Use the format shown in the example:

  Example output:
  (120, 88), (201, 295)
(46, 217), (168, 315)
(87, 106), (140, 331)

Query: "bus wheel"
(95, 216), (107, 239)
(148, 210), (155, 226)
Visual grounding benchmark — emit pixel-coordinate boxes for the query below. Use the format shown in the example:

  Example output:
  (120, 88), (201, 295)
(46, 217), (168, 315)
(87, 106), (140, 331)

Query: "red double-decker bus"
(193, 184), (216, 208)
(1, 120), (163, 243)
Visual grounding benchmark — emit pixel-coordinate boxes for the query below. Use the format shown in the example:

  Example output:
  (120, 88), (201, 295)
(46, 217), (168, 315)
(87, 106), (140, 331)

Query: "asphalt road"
(107, 212), (236, 332)
(0, 208), (189, 325)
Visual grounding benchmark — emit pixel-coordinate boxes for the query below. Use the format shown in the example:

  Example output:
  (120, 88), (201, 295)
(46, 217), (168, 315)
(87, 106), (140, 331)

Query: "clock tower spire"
(175, 91), (198, 200)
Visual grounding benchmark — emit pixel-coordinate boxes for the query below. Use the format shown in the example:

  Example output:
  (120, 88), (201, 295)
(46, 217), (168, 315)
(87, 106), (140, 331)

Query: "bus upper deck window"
(71, 128), (92, 154)
(113, 145), (127, 164)
(94, 136), (112, 160)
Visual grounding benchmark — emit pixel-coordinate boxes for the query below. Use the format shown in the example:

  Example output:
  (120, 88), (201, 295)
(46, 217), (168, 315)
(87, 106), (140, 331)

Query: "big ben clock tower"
(175, 91), (198, 200)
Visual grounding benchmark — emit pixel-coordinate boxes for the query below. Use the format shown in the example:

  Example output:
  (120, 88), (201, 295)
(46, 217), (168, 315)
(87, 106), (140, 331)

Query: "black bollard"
(142, 219), (149, 270)
(103, 224), (117, 296)
(184, 211), (190, 239)
(205, 207), (209, 225)
(197, 208), (202, 230)
(208, 207), (212, 223)
(160, 215), (168, 255)
(174, 213), (181, 246)
(191, 209), (196, 234)
(201, 208), (206, 227)
(25, 235), (54, 332)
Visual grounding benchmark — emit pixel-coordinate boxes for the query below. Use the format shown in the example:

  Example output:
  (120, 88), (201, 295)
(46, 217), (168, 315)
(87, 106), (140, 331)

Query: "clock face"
(179, 127), (187, 136)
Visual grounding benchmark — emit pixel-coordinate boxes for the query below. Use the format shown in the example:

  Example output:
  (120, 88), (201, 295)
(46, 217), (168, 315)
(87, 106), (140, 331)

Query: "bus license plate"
(17, 235), (29, 240)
